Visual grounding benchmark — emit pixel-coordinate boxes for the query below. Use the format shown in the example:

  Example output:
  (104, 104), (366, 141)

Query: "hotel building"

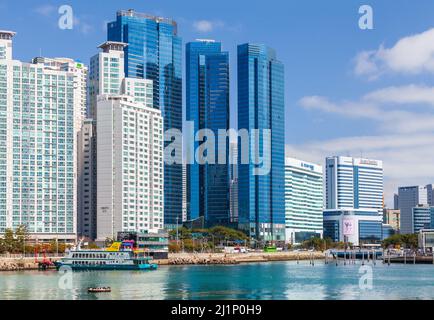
(285, 158), (323, 244)
(325, 156), (383, 213)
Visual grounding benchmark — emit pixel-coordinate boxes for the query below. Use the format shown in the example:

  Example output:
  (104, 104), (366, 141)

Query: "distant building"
(325, 156), (383, 214)
(398, 185), (429, 234)
(412, 205), (433, 234)
(285, 158), (323, 244)
(117, 231), (168, 259)
(323, 209), (383, 246)
(383, 209), (400, 232)
(394, 194), (399, 210)
(419, 229), (434, 253)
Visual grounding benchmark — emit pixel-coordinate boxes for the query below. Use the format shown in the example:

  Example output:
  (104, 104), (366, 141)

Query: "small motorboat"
(88, 287), (111, 293)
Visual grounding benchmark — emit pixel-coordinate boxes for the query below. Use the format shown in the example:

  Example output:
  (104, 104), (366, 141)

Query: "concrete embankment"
(156, 251), (325, 266)
(0, 257), (60, 271)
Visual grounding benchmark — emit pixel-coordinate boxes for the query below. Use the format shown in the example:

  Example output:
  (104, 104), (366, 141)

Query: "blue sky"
(1, 0), (434, 205)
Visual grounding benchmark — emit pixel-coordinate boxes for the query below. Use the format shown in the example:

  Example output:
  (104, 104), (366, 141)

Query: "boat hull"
(55, 262), (158, 271)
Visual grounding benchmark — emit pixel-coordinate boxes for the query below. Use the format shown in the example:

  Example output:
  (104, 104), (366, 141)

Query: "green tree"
(383, 234), (418, 249)
(15, 225), (29, 253)
(2, 228), (16, 253)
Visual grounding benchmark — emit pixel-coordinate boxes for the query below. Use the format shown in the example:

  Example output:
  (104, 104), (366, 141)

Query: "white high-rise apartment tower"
(0, 31), (82, 241)
(88, 41), (164, 242)
(96, 95), (163, 240)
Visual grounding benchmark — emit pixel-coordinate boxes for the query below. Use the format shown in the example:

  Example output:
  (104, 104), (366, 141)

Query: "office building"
(383, 209), (400, 232)
(186, 40), (230, 226)
(237, 43), (285, 242)
(394, 194), (399, 210)
(325, 156), (383, 213)
(398, 185), (429, 234)
(96, 95), (163, 241)
(412, 205), (433, 234)
(107, 9), (183, 227)
(285, 157), (323, 244)
(0, 31), (79, 241)
(428, 184), (433, 206)
(323, 209), (383, 246)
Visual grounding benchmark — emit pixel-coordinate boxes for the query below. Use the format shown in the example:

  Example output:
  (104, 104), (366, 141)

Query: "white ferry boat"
(55, 241), (158, 271)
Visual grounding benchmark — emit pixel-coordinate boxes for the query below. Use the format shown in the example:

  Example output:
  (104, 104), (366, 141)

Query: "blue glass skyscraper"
(107, 10), (183, 227)
(237, 43), (285, 242)
(186, 40), (230, 226)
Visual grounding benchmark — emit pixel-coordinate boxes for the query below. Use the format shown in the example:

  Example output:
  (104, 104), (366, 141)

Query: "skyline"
(1, 1), (434, 206)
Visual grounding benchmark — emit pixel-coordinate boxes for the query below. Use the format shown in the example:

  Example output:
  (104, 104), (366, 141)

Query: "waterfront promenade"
(157, 251), (324, 265)
(0, 251), (324, 271)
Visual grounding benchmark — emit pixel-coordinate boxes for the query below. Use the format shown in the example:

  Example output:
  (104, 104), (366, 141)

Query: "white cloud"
(354, 28), (434, 79)
(364, 84), (434, 106)
(296, 86), (434, 206)
(193, 20), (224, 33)
(73, 16), (94, 35)
(34, 4), (56, 16)
(299, 87), (434, 134)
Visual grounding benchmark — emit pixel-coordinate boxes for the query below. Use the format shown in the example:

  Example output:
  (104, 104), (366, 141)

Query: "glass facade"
(412, 206), (432, 233)
(359, 220), (382, 245)
(323, 220), (340, 242)
(186, 41), (230, 226)
(237, 43), (285, 241)
(108, 10), (183, 226)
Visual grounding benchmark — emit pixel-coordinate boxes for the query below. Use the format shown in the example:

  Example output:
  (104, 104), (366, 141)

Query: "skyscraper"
(237, 43), (285, 242)
(0, 31), (79, 241)
(325, 156), (383, 213)
(107, 10), (183, 227)
(186, 40), (230, 226)
(285, 158), (323, 244)
(398, 185), (429, 234)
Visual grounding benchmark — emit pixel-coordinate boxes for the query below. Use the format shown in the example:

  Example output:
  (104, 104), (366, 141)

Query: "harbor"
(1, 261), (434, 300)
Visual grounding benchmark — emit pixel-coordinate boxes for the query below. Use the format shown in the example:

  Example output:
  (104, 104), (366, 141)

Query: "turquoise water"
(1, 261), (434, 300)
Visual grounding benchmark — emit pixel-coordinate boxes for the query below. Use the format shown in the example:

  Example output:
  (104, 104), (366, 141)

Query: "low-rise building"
(323, 209), (383, 247)
(383, 209), (400, 232)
